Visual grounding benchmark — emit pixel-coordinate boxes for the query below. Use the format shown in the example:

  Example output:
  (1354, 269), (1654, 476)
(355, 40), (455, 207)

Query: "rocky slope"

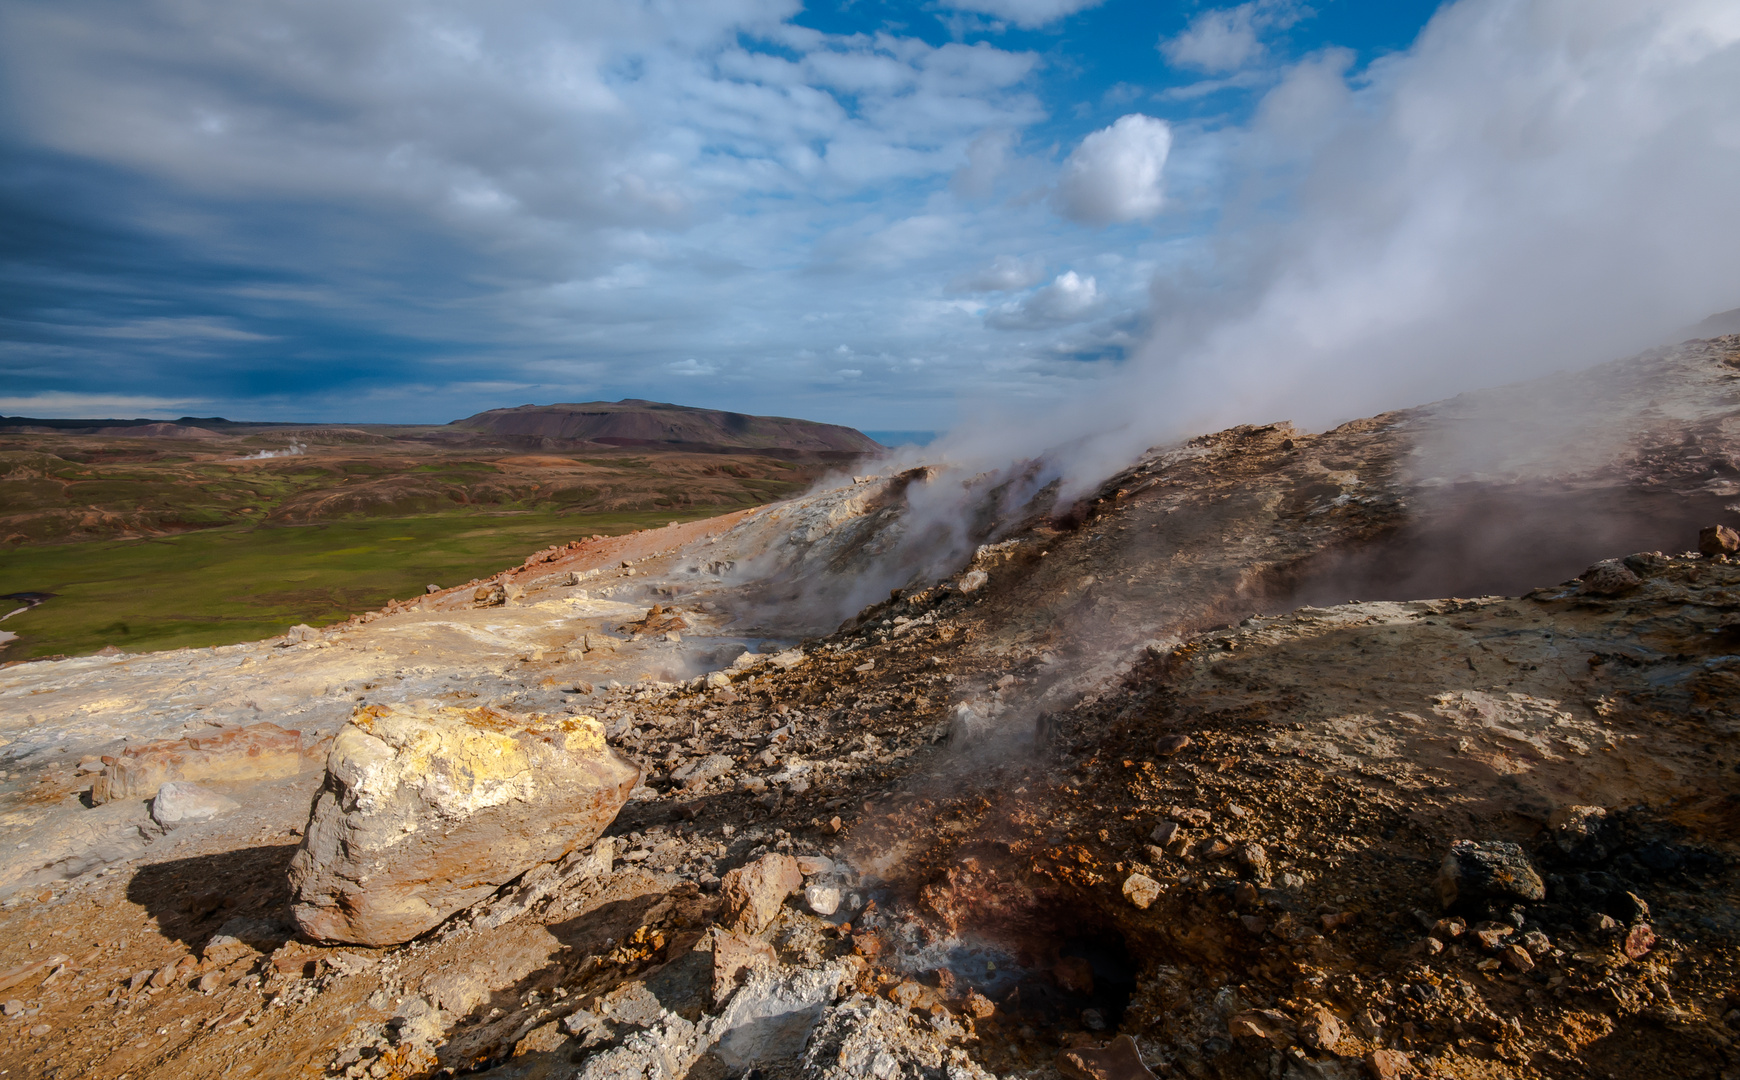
(0, 337), (1738, 1080)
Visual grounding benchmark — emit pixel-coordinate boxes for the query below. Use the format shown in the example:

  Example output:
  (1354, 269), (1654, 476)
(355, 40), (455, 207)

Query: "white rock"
(804, 884), (842, 916)
(958, 570), (989, 594)
(795, 855), (835, 877)
(1122, 872), (1163, 909)
(150, 782), (238, 830)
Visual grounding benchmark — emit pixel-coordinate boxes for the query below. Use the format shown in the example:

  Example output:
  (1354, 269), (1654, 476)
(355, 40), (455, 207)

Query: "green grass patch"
(0, 507), (721, 659)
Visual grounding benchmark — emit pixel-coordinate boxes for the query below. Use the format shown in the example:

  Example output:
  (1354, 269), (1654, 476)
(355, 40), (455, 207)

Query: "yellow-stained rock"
(288, 702), (638, 946)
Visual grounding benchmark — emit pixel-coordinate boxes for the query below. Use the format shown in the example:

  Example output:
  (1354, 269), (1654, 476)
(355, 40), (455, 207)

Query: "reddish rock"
(1501, 943), (1535, 972)
(963, 989), (996, 1018)
(720, 853), (804, 934)
(1624, 922), (1656, 960)
(1700, 524), (1739, 556)
(1228, 1009), (1296, 1048)
(1299, 1007), (1342, 1051)
(1367, 1048), (1411, 1080)
(1155, 734), (1193, 756)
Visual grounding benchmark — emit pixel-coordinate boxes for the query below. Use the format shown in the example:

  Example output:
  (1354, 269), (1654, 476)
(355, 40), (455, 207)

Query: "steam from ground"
(937, 0), (1740, 500)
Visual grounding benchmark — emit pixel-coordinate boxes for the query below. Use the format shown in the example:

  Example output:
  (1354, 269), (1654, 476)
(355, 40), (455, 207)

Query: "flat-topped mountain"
(450, 399), (883, 455)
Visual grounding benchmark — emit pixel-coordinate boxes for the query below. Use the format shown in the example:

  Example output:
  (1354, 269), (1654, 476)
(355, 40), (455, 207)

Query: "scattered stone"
(91, 722), (304, 805)
(1236, 842), (1271, 882)
(289, 703), (638, 946)
(1624, 923), (1657, 960)
(671, 753), (734, 790)
(1228, 1009), (1296, 1049)
(1501, 944), (1535, 972)
(1700, 524), (1740, 556)
(1300, 1007), (1342, 1051)
(1057, 1034), (1157, 1080)
(720, 853), (804, 934)
(425, 584), (440, 594)
(1436, 840), (1544, 910)
(1155, 734), (1193, 756)
(1320, 911), (1356, 933)
(958, 570), (989, 594)
(28, 1024), (49, 1038)
(963, 989), (995, 1018)
(805, 884), (842, 916)
(1548, 804), (1608, 854)
(474, 584), (505, 606)
(795, 855), (835, 877)
(1122, 872), (1162, 909)
(150, 781), (239, 830)
(1, 999), (22, 1017)
(1150, 820), (1181, 845)
(713, 962), (853, 1071)
(1580, 560), (1641, 595)
(1169, 806), (1212, 828)
(202, 917), (286, 965)
(1367, 1048), (1411, 1080)
(196, 971), (222, 994)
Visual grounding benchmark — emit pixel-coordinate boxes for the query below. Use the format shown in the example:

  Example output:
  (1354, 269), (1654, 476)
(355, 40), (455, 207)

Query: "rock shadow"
(125, 843), (300, 952)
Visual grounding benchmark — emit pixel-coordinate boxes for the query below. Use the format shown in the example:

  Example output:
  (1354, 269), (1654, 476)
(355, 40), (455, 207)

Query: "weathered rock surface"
(1437, 839), (1546, 911)
(288, 703), (638, 946)
(90, 722), (304, 804)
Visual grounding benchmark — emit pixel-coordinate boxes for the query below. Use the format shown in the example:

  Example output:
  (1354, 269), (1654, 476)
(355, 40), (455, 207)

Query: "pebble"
(1155, 735), (1193, 757)
(1150, 820), (1181, 845)
(28, 1024), (50, 1037)
(1, 999), (21, 1017)
(1122, 873), (1163, 909)
(804, 884), (842, 916)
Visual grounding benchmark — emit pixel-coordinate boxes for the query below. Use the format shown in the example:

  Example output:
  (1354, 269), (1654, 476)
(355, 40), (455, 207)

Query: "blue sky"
(1, 0), (1737, 436)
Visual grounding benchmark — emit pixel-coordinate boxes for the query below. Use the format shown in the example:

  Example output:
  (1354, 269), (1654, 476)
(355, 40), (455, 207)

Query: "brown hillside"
(451, 399), (883, 455)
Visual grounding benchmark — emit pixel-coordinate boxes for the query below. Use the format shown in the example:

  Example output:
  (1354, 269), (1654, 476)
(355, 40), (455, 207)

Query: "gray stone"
(1437, 839), (1545, 910)
(150, 781), (238, 830)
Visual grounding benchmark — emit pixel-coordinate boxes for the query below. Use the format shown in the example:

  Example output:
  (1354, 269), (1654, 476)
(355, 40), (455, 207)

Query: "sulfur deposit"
(288, 704), (639, 946)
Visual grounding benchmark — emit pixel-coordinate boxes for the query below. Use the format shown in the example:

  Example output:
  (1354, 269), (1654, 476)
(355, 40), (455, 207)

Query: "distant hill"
(1686, 306), (1740, 338)
(451, 399), (884, 457)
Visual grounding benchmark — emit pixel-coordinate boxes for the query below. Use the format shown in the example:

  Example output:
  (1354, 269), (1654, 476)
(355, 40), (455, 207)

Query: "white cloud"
(1052, 114), (1172, 225)
(952, 129), (1014, 199)
(941, 0), (1108, 30)
(948, 254), (1047, 293)
(1160, 1), (1308, 74)
(987, 270), (1102, 328)
(668, 359), (718, 376)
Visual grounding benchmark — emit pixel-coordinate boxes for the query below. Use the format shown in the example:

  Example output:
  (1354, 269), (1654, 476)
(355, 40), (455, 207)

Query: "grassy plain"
(0, 416), (871, 659)
(0, 508), (720, 659)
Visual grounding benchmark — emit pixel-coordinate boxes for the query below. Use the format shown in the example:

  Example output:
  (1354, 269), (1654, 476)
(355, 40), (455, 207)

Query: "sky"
(1, 0), (1737, 437)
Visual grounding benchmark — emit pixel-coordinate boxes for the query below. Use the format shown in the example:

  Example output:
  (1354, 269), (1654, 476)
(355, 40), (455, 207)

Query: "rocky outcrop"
(89, 722), (304, 804)
(288, 703), (638, 946)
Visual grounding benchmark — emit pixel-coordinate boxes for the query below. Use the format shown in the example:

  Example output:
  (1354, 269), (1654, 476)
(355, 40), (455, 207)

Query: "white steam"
(230, 441), (307, 461)
(953, 0), (1740, 499)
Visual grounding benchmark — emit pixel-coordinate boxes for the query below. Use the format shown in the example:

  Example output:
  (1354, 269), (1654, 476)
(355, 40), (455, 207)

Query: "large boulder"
(288, 703), (639, 946)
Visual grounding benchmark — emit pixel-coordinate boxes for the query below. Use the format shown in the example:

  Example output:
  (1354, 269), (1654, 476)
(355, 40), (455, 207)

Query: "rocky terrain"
(1, 337), (1739, 1080)
(450, 401), (882, 457)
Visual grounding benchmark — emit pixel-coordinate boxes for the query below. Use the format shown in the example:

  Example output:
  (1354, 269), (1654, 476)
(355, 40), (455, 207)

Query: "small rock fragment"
(721, 853), (804, 934)
(1122, 872), (1162, 909)
(1155, 734), (1192, 756)
(1437, 839), (1544, 910)
(1580, 560), (1640, 595)
(151, 781), (239, 830)
(1700, 524), (1740, 557)
(1228, 1009), (1296, 1049)
(963, 989), (996, 1018)
(1501, 944), (1535, 972)
(711, 927), (777, 1006)
(1056, 1034), (1157, 1080)
(1300, 1007), (1341, 1051)
(1624, 923), (1656, 960)
(795, 855), (835, 877)
(1, 1000), (22, 1017)
(1149, 820), (1181, 845)
(1367, 1048), (1411, 1080)
(804, 884), (842, 916)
